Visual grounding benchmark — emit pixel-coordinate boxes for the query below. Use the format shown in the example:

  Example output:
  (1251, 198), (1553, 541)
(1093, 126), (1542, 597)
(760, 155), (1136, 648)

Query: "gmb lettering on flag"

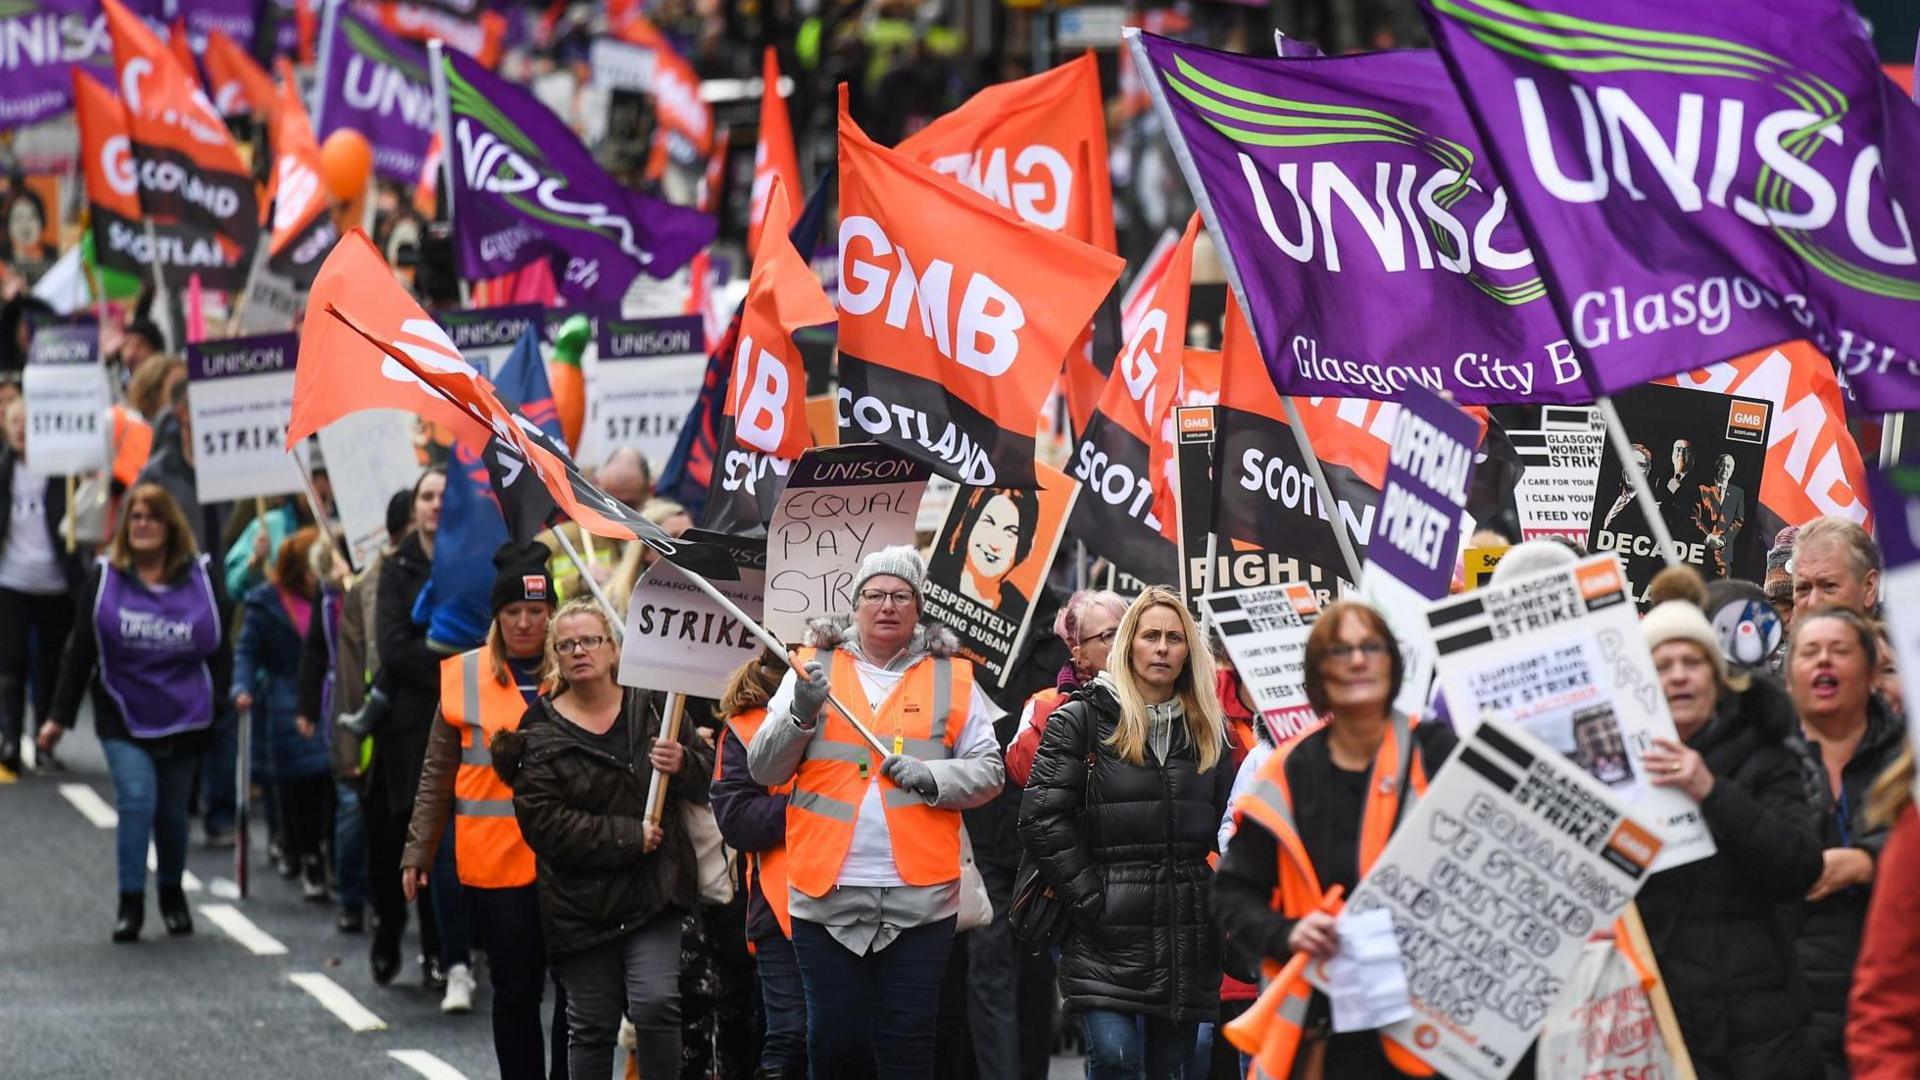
(436, 47), (715, 306)
(203, 28), (276, 121)
(836, 91), (1123, 489)
(1129, 31), (1590, 406)
(315, 6), (435, 183)
(1421, 0), (1920, 412)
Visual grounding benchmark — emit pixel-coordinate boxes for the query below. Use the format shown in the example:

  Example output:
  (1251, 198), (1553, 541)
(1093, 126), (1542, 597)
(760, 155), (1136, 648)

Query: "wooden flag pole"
(1596, 395), (1685, 570)
(1618, 903), (1698, 1080)
(1278, 396), (1364, 585)
(643, 693), (688, 829)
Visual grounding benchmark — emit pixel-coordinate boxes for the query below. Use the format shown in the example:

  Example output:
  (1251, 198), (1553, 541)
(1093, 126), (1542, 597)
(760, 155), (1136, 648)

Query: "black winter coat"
(1635, 682), (1824, 1080)
(1017, 678), (1235, 1022)
(369, 530), (438, 817)
(1794, 695), (1907, 1076)
(492, 688), (713, 962)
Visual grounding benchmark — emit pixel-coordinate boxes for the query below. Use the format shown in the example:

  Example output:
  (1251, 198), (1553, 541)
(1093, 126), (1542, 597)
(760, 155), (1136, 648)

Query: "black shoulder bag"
(1009, 723), (1099, 948)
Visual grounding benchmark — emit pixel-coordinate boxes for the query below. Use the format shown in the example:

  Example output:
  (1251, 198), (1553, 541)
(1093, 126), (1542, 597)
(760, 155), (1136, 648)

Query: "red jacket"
(1848, 803), (1920, 1079)
(1005, 665), (1080, 788)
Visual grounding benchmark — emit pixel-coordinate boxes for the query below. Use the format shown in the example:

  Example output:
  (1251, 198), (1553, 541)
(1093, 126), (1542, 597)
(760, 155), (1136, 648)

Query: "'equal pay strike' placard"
(579, 314), (706, 471)
(1312, 716), (1662, 1080)
(1426, 554), (1715, 872)
(1359, 384), (1479, 716)
(620, 530), (767, 698)
(186, 333), (303, 503)
(764, 442), (930, 642)
(1198, 582), (1322, 742)
(22, 319), (110, 475)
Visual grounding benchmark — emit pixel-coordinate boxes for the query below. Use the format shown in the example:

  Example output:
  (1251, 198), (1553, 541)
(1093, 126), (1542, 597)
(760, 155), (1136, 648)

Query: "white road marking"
(197, 903), (288, 956)
(388, 1050), (468, 1079)
(208, 877), (242, 899)
(58, 783), (118, 828)
(289, 972), (388, 1033)
(146, 845), (202, 891)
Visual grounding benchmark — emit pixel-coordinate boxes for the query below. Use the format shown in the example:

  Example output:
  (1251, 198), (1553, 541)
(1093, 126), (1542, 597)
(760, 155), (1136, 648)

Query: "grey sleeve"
(923, 688), (1006, 810)
(747, 668), (813, 786)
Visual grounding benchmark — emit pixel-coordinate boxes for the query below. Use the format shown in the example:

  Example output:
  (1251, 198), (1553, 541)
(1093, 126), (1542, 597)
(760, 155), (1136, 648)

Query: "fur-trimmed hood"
(803, 614), (960, 667)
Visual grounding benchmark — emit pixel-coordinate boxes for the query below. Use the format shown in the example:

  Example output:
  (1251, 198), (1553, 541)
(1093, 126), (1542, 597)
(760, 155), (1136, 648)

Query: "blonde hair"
(543, 597), (623, 695)
(719, 649), (784, 718)
(1104, 586), (1225, 773)
(1867, 746), (1914, 830)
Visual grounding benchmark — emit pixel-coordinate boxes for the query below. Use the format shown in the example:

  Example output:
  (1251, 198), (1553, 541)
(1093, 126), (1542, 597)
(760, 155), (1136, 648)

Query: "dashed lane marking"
(388, 1050), (469, 1079)
(198, 903), (288, 956)
(288, 972), (388, 1033)
(146, 845), (203, 891)
(58, 783), (118, 828)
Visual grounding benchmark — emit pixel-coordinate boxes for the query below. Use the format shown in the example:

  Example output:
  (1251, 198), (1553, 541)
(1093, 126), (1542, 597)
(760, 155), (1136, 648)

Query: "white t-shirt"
(0, 461), (63, 594)
(768, 656), (1003, 887)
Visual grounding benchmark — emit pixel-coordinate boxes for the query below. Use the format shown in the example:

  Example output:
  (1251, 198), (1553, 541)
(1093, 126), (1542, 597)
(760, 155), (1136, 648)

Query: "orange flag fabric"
(728, 176), (834, 463)
(649, 45), (714, 172)
(266, 60), (341, 287)
(837, 92), (1123, 489)
(205, 28), (279, 121)
(748, 47), (803, 258)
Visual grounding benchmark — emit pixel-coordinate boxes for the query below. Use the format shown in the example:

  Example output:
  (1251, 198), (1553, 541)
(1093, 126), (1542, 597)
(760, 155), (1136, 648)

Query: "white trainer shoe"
(441, 963), (476, 1014)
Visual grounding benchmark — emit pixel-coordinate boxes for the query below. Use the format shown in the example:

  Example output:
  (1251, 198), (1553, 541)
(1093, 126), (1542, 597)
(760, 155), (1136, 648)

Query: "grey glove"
(791, 660), (829, 728)
(882, 754), (937, 797)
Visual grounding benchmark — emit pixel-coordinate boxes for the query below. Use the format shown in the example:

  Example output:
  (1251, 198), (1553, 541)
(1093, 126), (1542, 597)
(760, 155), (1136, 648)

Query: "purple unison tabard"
(1420, 0), (1920, 412)
(1129, 31), (1593, 406)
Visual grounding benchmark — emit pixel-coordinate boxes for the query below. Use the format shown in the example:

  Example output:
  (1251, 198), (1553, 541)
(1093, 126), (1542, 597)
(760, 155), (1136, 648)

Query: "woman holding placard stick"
(1211, 600), (1455, 1080)
(490, 597), (710, 1080)
(1635, 600), (1824, 1079)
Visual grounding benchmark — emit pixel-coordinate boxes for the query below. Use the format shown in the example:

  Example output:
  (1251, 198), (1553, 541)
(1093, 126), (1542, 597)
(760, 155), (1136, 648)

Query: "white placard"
(589, 36), (657, 93)
(1308, 715), (1663, 1080)
(619, 531), (766, 698)
(1511, 408), (1604, 544)
(580, 314), (706, 472)
(435, 304), (544, 379)
(23, 321), (110, 475)
(763, 443), (931, 643)
(1426, 553), (1715, 871)
(1198, 582), (1322, 742)
(187, 334), (303, 503)
(316, 409), (421, 571)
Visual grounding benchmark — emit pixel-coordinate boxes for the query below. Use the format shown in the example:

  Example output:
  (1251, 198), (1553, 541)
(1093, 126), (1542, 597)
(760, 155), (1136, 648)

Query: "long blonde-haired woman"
(1018, 585), (1233, 1078)
(491, 597), (711, 1080)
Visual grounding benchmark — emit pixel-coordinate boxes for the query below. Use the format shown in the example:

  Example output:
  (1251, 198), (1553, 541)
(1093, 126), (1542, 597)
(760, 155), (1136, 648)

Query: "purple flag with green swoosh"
(1420, 0), (1920, 412)
(316, 8), (435, 184)
(1129, 31), (1592, 405)
(438, 48), (714, 305)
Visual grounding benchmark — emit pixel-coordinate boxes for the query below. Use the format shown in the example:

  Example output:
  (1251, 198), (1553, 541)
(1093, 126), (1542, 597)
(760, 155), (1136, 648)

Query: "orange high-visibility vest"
(783, 646), (972, 898)
(722, 706), (793, 939)
(1227, 712), (1436, 1079)
(439, 649), (539, 889)
(110, 406), (152, 489)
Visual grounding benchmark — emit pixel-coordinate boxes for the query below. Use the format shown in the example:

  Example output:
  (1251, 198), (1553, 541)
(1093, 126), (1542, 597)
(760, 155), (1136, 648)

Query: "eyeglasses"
(554, 635), (608, 655)
(1327, 642), (1390, 662)
(859, 590), (915, 609)
(1081, 628), (1119, 647)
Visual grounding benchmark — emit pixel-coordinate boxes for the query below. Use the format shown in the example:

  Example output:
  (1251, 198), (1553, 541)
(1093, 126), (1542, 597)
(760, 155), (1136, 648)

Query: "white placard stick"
(643, 693), (688, 829)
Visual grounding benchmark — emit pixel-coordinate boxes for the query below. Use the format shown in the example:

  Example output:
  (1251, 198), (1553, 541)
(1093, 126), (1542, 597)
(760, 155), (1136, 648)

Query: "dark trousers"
(754, 932), (808, 1076)
(278, 773), (333, 865)
(791, 915), (956, 1080)
(968, 860), (1020, 1080)
(1016, 932), (1059, 1080)
(363, 789), (439, 960)
(0, 586), (69, 765)
(468, 884), (569, 1080)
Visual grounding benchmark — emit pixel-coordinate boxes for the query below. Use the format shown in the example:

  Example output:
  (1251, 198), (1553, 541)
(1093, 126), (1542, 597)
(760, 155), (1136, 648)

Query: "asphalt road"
(0, 723), (506, 1080)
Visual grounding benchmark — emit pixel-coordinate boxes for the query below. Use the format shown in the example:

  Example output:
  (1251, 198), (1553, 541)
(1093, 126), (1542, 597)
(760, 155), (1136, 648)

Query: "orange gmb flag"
(838, 92), (1123, 488)
(728, 177), (834, 463)
(288, 229), (492, 446)
(205, 28), (278, 121)
(266, 59), (340, 287)
(894, 52), (1116, 253)
(73, 70), (139, 231)
(651, 44), (714, 169)
(166, 18), (196, 90)
(747, 47), (802, 258)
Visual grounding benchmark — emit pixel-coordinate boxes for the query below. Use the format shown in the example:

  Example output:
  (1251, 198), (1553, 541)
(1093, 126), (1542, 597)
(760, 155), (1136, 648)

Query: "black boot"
(370, 921), (402, 986)
(112, 892), (144, 943)
(157, 886), (193, 936)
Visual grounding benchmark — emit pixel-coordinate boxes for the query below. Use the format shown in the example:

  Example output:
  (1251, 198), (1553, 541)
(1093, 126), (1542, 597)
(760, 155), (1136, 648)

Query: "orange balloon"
(318, 129), (374, 202)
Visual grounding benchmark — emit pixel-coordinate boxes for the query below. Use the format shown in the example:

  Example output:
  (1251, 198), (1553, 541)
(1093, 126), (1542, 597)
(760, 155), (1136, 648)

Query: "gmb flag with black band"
(1420, 0), (1920, 412)
(837, 91), (1123, 489)
(436, 48), (715, 306)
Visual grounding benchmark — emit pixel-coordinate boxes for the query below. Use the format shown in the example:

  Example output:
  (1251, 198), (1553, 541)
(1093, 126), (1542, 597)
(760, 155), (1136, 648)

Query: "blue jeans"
(101, 738), (200, 894)
(791, 915), (955, 1080)
(431, 816), (471, 968)
(199, 705), (238, 834)
(753, 932), (808, 1076)
(333, 781), (368, 908)
(1080, 1010), (1198, 1080)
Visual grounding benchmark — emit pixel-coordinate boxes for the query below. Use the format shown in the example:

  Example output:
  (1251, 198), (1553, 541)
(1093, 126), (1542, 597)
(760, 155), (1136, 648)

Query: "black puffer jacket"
(1794, 695), (1907, 1076)
(369, 530), (438, 817)
(492, 687), (713, 962)
(1635, 681), (1823, 1080)
(1017, 676), (1234, 1022)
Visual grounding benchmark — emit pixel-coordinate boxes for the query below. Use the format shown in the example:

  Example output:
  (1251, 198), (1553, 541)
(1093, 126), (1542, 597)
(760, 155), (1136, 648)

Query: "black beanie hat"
(491, 541), (554, 616)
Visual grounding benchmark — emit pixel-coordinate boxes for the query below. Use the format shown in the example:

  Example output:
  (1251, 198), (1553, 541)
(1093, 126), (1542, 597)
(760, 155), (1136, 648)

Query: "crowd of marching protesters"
(2, 291), (1915, 1080)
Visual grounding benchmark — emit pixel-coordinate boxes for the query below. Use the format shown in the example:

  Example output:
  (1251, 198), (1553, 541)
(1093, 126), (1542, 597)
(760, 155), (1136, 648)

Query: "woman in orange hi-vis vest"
(746, 545), (1006, 1080)
(710, 650), (804, 1078)
(400, 542), (569, 1079)
(1213, 601), (1458, 1080)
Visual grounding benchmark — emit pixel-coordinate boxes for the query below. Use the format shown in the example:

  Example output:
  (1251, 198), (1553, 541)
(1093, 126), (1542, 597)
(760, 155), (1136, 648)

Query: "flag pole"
(1880, 412), (1906, 469)
(1596, 395), (1684, 570)
(140, 221), (176, 354)
(424, 39), (470, 310)
(310, 0), (342, 130)
(1279, 396), (1364, 586)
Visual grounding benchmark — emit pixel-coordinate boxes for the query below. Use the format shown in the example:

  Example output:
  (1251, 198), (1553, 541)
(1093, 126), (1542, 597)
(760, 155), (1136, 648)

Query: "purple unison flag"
(1366, 384), (1480, 598)
(1129, 32), (1592, 406)
(179, 0), (259, 53)
(0, 0), (125, 132)
(1420, 0), (1920, 413)
(438, 48), (715, 306)
(315, 7), (435, 184)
